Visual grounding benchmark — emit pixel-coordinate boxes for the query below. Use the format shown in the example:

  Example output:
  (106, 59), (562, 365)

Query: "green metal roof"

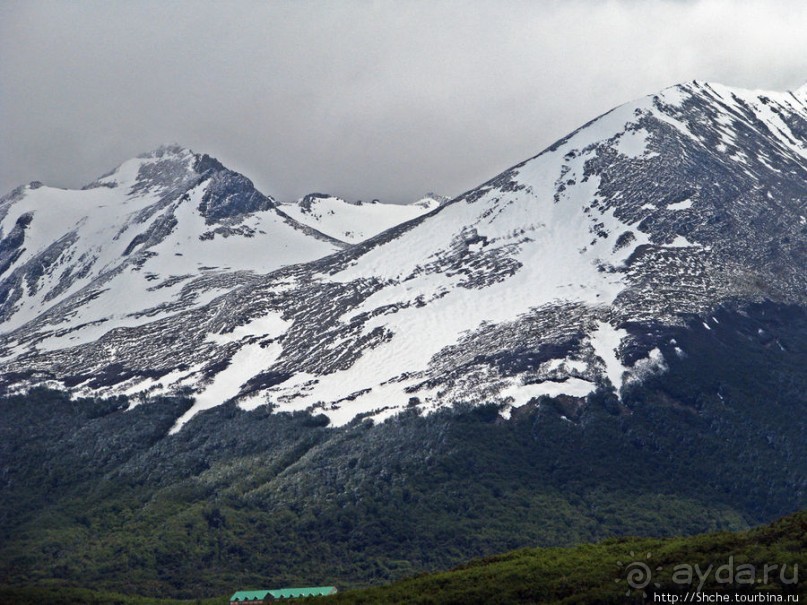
(230, 587), (338, 601)
(231, 590), (271, 601)
(270, 586), (337, 598)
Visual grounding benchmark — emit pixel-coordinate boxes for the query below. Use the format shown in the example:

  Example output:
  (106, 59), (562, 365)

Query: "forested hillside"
(1, 303), (804, 599)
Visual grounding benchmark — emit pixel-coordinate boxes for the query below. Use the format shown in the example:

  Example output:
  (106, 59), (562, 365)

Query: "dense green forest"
(0, 303), (805, 600)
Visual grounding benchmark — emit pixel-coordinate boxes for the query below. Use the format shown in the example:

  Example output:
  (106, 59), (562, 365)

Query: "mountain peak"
(78, 146), (276, 223)
(793, 81), (807, 100)
(137, 143), (195, 160)
(84, 144), (198, 192)
(667, 79), (807, 105)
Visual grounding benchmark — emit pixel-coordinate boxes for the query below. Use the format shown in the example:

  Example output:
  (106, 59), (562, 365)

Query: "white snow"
(666, 199), (693, 211)
(665, 235), (698, 248)
(500, 377), (595, 407)
(280, 195), (437, 244)
(614, 128), (652, 158)
(588, 321), (628, 392)
(542, 357), (588, 373)
(170, 341), (284, 433)
(207, 312), (290, 344)
(657, 85), (689, 107)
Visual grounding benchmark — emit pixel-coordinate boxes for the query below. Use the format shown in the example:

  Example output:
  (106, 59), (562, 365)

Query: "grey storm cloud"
(1, 0), (806, 203)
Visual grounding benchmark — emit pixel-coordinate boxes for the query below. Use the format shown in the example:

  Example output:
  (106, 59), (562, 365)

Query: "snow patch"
(614, 128), (651, 158)
(665, 235), (697, 248)
(170, 341), (284, 433)
(588, 322), (628, 392)
(500, 377), (594, 408)
(666, 198), (693, 211)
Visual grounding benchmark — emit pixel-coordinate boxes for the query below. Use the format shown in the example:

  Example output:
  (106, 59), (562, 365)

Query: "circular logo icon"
(616, 551), (663, 597)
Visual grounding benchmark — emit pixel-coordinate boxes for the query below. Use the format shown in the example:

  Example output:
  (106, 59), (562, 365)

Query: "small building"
(230, 587), (338, 603)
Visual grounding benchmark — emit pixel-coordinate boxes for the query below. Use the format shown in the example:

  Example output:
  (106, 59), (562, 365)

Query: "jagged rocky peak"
(82, 144), (276, 224)
(194, 160), (275, 224)
(83, 144), (198, 193)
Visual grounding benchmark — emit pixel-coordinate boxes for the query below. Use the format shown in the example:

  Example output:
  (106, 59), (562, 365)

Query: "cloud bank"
(2, 0), (805, 202)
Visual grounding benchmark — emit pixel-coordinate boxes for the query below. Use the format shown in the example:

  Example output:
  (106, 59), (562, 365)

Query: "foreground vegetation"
(328, 510), (807, 604)
(0, 585), (221, 605)
(2, 510), (804, 604)
(0, 303), (804, 599)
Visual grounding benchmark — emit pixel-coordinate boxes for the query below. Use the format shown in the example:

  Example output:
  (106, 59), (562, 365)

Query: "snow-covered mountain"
(0, 145), (343, 347)
(280, 193), (443, 244)
(1, 81), (806, 432)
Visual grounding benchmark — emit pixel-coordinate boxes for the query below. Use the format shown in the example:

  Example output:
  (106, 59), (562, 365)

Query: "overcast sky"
(1, 0), (805, 203)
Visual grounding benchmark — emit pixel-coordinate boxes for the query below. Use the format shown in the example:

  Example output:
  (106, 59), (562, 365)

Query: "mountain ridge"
(1, 80), (805, 432)
(279, 192), (443, 244)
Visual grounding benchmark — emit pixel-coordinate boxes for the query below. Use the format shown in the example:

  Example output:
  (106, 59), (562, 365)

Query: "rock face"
(1, 82), (806, 432)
